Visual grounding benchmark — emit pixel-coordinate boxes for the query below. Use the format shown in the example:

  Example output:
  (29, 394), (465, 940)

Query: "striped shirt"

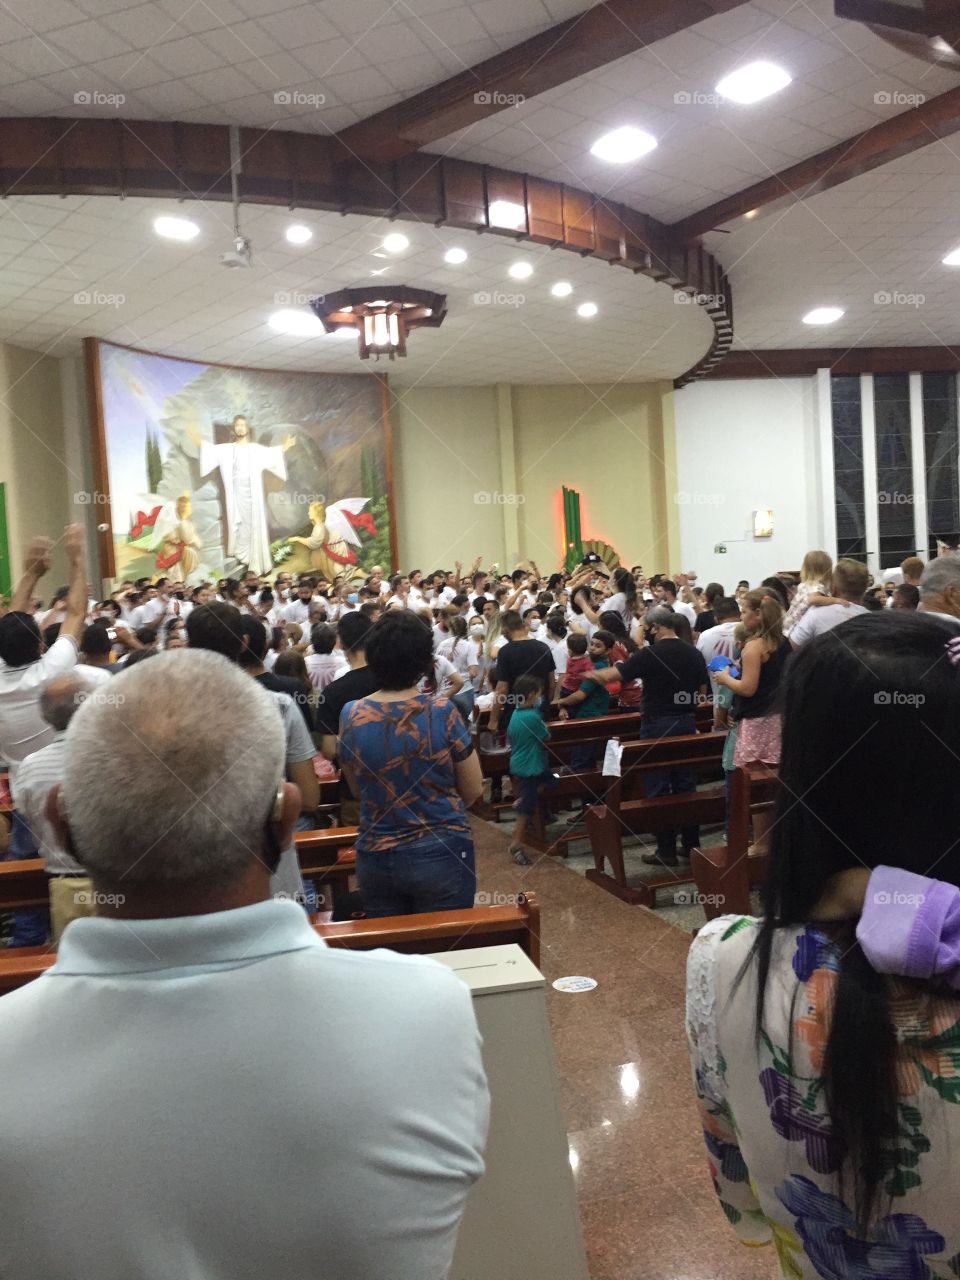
(10, 734), (82, 874)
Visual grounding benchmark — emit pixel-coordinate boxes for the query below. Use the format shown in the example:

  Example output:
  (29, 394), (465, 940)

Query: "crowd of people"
(2, 527), (960, 1275)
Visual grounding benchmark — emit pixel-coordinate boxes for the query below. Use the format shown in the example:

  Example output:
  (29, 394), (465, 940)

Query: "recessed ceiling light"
(268, 309), (326, 337)
(802, 306), (844, 325)
(577, 302), (598, 318)
(154, 215), (199, 242)
(382, 232), (409, 253)
(509, 261), (533, 280)
(943, 247), (960, 266)
(589, 126), (657, 164)
(551, 281), (573, 297)
(489, 200), (526, 230)
(444, 247), (468, 264)
(285, 224), (312, 245)
(716, 61), (792, 105)
(744, 208), (759, 220)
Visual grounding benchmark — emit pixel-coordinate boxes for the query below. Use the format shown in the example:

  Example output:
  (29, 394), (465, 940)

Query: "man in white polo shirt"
(0, 649), (488, 1280)
(790, 558), (869, 647)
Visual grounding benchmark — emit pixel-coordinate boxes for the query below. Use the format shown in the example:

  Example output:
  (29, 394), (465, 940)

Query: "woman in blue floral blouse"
(686, 611), (960, 1279)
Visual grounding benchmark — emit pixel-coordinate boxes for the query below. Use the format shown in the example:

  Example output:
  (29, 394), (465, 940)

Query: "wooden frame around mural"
(83, 335), (398, 582)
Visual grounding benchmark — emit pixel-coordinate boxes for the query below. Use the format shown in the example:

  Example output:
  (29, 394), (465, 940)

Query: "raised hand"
(24, 536), (52, 578)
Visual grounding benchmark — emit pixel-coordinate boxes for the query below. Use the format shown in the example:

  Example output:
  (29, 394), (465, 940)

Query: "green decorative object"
(563, 485), (583, 572)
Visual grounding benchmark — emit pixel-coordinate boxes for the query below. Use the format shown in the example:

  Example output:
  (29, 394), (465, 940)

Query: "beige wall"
(392, 380), (678, 574)
(0, 342), (72, 594)
(7, 355), (680, 593)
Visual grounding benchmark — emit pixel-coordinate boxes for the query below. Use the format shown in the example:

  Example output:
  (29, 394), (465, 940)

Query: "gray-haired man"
(0, 649), (488, 1279)
(919, 558), (960, 626)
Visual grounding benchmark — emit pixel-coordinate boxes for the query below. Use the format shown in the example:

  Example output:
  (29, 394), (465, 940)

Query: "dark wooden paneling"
(0, 115), (733, 388)
(698, 346), (960, 379)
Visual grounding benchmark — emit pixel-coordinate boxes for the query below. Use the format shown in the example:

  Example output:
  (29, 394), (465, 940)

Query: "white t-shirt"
(305, 652), (349, 692)
(697, 621), (739, 666)
(0, 636), (79, 785)
(419, 653), (459, 698)
(789, 601), (867, 646)
(671, 599), (697, 625)
(437, 636), (480, 684)
(283, 599), (313, 625)
(544, 635), (568, 676)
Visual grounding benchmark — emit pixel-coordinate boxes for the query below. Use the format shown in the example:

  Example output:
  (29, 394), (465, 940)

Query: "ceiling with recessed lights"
(0, 0), (959, 369)
(0, 195), (713, 384)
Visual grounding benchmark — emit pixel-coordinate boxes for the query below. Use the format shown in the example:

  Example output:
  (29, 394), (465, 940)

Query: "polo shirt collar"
(52, 899), (323, 977)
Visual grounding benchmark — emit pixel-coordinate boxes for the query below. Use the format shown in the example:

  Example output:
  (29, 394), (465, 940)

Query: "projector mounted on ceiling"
(220, 236), (252, 269)
(220, 125), (252, 269)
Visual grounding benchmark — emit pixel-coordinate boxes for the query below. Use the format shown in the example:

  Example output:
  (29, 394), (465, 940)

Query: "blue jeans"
(7, 812), (50, 947)
(357, 832), (476, 917)
(640, 713), (699, 858)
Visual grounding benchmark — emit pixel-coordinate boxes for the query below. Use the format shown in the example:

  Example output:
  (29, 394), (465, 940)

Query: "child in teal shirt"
(507, 674), (556, 866)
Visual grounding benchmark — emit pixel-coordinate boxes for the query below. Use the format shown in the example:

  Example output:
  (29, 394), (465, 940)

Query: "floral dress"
(687, 915), (960, 1279)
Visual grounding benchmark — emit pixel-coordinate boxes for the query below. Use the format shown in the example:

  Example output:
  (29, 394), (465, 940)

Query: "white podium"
(428, 944), (590, 1280)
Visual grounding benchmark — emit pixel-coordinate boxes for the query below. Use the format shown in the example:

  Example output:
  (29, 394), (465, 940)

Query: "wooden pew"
(583, 732), (727, 907)
(295, 826), (358, 913)
(0, 895), (541, 995)
(691, 765), (777, 922)
(318, 892), (540, 968)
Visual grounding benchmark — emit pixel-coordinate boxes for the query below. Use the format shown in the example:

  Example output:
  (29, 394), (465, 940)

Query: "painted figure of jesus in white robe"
(195, 415), (295, 575)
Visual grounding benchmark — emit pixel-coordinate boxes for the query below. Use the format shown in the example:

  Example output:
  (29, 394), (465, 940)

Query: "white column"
(815, 368), (836, 556)
(908, 373), (928, 559)
(860, 373), (879, 575)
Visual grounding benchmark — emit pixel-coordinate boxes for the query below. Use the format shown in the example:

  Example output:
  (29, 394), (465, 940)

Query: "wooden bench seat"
(691, 765), (777, 923)
(0, 895), (541, 995)
(582, 732), (728, 907)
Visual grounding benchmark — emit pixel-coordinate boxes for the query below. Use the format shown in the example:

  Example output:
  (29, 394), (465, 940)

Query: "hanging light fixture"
(311, 287), (447, 360)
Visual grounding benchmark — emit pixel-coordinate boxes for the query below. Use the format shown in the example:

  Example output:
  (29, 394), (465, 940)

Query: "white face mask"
(528, 618), (541, 632)
(470, 625), (485, 636)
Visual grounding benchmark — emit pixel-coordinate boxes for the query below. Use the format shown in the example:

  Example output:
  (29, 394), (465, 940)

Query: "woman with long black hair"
(686, 611), (960, 1274)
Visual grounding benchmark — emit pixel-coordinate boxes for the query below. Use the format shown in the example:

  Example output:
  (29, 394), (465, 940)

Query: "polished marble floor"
(472, 816), (779, 1280)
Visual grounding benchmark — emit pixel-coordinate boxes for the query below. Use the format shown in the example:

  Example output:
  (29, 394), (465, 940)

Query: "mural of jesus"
(191, 415), (295, 575)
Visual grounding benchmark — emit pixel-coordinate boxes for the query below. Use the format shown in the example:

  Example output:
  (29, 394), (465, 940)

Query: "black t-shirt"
(694, 610), (715, 634)
(617, 641), (708, 721)
(315, 665), (381, 737)
(254, 671), (314, 733)
(494, 638), (555, 726)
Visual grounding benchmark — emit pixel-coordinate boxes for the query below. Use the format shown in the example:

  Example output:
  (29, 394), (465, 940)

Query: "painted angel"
(288, 498), (376, 580)
(131, 494), (204, 583)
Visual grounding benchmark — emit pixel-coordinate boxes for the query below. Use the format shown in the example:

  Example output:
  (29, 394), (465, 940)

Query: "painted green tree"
(356, 446), (392, 570)
(145, 425), (163, 493)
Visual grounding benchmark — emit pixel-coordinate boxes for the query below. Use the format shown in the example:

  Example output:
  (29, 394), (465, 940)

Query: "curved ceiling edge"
(0, 117), (733, 387)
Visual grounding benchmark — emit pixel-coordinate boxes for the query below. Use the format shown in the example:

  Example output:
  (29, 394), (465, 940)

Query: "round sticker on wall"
(552, 975), (598, 993)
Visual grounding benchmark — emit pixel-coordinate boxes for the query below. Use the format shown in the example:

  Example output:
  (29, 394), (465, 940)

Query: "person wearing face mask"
(523, 606), (544, 637)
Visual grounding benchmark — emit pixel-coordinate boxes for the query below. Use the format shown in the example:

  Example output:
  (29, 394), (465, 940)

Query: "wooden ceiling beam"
(334, 0), (752, 164)
(673, 85), (960, 243)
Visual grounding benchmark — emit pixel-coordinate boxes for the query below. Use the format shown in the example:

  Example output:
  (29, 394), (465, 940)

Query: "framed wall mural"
(84, 339), (395, 585)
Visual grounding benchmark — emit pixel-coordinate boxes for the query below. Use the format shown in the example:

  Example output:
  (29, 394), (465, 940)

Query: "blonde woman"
(714, 589), (791, 854)
(782, 549), (842, 635)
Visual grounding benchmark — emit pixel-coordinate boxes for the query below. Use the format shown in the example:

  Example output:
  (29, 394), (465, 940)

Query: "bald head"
(40, 672), (97, 732)
(61, 649), (286, 886)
